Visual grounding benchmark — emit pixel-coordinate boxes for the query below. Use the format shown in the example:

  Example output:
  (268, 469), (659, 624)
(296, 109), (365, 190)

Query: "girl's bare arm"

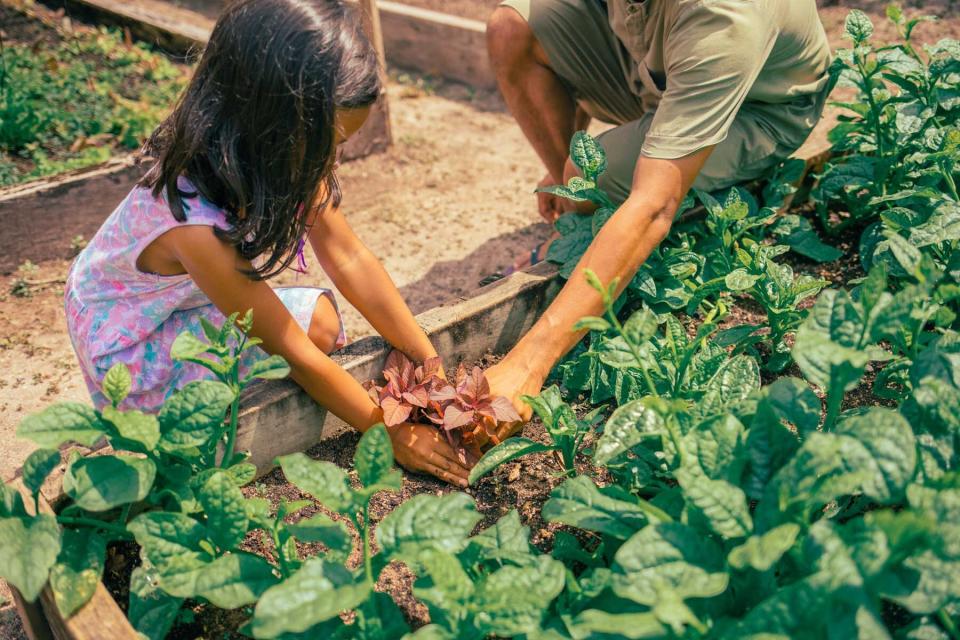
(307, 203), (439, 365)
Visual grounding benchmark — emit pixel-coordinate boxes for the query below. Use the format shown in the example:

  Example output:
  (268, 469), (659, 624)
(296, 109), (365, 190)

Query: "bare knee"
(487, 7), (549, 73)
(307, 295), (341, 354)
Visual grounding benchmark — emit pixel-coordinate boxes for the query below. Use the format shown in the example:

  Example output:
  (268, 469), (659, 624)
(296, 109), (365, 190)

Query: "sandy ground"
(2, 0), (960, 636)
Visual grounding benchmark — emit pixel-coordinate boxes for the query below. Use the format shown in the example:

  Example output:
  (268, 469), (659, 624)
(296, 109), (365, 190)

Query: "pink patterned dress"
(65, 178), (345, 412)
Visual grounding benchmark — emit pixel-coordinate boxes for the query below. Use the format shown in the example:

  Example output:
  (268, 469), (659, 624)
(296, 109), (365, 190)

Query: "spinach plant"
(467, 386), (604, 484)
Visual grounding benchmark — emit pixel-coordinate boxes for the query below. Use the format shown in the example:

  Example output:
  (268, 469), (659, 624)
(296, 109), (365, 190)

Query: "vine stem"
(823, 381), (844, 432)
(221, 391), (241, 468)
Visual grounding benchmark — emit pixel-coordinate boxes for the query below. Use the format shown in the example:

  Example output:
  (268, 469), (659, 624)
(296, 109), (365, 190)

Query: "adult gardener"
(483, 0), (832, 427)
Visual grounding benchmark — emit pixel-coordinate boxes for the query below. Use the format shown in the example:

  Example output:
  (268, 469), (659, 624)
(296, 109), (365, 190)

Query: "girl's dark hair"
(141, 0), (380, 279)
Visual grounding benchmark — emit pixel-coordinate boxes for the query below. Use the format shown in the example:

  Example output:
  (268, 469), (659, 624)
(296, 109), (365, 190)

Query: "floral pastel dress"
(65, 178), (345, 412)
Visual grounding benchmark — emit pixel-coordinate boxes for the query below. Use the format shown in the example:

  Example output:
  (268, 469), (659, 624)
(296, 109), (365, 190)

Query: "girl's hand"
(386, 422), (473, 488)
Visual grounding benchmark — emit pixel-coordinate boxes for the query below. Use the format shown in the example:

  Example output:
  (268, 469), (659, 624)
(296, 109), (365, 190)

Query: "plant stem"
(938, 608), (960, 640)
(221, 390), (241, 468)
(606, 309), (659, 397)
(823, 382), (844, 432)
(360, 508), (374, 586)
(57, 515), (132, 539)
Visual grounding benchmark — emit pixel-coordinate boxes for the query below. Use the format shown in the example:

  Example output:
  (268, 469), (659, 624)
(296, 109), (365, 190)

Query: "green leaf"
(17, 403), (105, 448)
(243, 355), (290, 383)
(22, 448), (60, 496)
(49, 529), (106, 617)
(473, 555), (566, 636)
(197, 471), (249, 550)
(287, 513), (353, 561)
(0, 514), (61, 601)
(770, 214), (843, 263)
(569, 131), (607, 181)
(612, 522), (728, 606)
(594, 399), (664, 466)
(354, 423), (398, 489)
(223, 461), (257, 487)
(468, 510), (531, 563)
(158, 381), (233, 451)
(128, 565), (183, 640)
(542, 476), (651, 540)
(573, 316), (612, 332)
(468, 438), (553, 485)
(170, 331), (212, 361)
(845, 10), (874, 42)
(193, 552), (280, 609)
(63, 454), (156, 512)
(834, 408), (917, 503)
(127, 512), (208, 569)
(1, 484), (27, 519)
(568, 610), (667, 639)
(725, 269), (762, 291)
(277, 453), (354, 513)
(699, 355), (760, 417)
(413, 549), (474, 630)
(251, 558), (370, 638)
(676, 466), (753, 539)
(102, 363), (131, 406)
(727, 523), (801, 572)
(622, 309), (658, 345)
(378, 493), (482, 562)
(102, 406), (160, 451)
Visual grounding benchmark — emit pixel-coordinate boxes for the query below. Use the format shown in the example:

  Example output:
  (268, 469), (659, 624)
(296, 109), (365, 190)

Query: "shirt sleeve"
(640, 1), (779, 160)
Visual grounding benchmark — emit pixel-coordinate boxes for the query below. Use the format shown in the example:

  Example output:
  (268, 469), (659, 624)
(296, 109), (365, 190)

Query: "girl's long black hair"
(141, 0), (380, 279)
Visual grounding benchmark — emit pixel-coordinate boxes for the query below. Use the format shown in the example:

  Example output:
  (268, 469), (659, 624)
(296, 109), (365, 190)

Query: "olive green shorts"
(500, 0), (828, 201)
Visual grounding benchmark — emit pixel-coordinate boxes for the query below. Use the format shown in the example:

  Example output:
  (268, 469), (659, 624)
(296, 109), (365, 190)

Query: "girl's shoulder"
(124, 177), (229, 231)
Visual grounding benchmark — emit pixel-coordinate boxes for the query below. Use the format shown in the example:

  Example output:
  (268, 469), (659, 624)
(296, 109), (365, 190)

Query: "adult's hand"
(536, 173), (567, 223)
(387, 422), (472, 488)
(483, 359), (541, 444)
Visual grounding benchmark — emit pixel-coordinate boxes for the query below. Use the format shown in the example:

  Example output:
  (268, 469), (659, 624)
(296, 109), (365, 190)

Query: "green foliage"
(0, 24), (186, 186)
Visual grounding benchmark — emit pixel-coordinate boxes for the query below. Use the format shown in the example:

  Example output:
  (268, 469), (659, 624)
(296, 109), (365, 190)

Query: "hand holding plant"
(365, 351), (521, 471)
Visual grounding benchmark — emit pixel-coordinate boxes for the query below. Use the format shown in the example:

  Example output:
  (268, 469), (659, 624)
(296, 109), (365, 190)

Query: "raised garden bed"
(7, 260), (562, 640)
(3, 7), (959, 640)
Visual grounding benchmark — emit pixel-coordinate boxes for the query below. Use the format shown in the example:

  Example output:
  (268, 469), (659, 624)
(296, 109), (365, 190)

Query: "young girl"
(64, 0), (471, 486)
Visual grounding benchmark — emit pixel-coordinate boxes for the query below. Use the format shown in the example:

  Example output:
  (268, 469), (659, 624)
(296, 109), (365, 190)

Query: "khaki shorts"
(501, 0), (829, 200)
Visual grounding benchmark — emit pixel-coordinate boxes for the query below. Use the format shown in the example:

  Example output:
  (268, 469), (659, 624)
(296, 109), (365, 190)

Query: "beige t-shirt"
(607, 0), (832, 159)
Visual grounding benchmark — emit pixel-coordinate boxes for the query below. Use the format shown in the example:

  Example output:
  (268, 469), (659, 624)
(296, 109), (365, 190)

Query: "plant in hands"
(366, 351), (520, 460)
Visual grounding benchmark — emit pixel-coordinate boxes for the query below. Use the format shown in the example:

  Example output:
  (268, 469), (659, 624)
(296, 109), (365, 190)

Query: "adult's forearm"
(512, 194), (677, 380)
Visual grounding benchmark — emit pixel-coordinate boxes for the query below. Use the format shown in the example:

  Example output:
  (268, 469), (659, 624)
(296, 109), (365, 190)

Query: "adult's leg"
(487, 6), (578, 185)
(488, 0), (643, 205)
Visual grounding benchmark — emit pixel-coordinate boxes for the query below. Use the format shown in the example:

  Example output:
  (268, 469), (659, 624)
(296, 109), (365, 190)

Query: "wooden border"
(54, 0), (496, 88)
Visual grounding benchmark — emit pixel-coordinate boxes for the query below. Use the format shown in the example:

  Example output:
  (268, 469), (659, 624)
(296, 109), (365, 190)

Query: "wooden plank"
(5, 480), (137, 640)
(341, 0), (393, 161)
(367, 0), (496, 89)
(0, 156), (146, 274)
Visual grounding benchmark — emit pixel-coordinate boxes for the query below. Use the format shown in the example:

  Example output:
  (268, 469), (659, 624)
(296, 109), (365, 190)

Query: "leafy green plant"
(814, 7), (960, 277)
(0, 311), (284, 628)
(0, 23), (185, 186)
(467, 385), (603, 484)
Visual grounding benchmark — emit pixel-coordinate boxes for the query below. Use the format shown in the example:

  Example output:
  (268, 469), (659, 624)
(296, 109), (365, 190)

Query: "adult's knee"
(308, 295), (342, 355)
(487, 7), (538, 72)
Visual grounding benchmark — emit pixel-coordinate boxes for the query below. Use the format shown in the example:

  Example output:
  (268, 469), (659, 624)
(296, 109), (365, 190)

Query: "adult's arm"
(486, 146), (714, 421)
